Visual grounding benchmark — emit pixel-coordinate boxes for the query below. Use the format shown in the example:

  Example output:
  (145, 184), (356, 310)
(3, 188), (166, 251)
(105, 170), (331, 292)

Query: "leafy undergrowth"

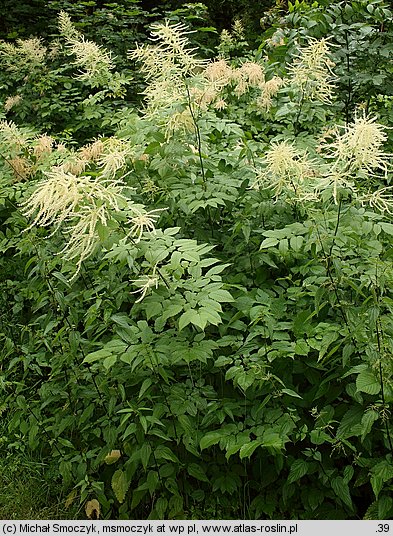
(1, 0), (393, 521)
(0, 453), (80, 520)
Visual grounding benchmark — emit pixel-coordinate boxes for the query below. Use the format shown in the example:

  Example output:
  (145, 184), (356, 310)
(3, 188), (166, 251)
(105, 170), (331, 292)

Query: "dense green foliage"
(1, 0), (393, 521)
(0, 0), (275, 42)
(0, 448), (80, 519)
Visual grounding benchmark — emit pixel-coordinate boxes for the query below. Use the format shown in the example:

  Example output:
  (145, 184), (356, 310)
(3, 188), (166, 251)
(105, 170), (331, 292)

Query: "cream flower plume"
(58, 11), (114, 83)
(322, 114), (391, 176)
(287, 38), (336, 103)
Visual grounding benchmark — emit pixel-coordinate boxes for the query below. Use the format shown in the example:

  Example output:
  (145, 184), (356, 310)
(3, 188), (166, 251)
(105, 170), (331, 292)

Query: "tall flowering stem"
(58, 11), (115, 86)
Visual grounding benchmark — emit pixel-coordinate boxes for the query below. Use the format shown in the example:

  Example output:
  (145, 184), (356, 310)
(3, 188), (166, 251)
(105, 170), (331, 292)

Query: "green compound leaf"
(179, 309), (203, 330)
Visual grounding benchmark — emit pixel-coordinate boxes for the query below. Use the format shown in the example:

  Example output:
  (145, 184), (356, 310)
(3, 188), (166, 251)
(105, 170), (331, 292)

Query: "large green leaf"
(140, 443), (152, 471)
(356, 370), (381, 395)
(83, 349), (112, 364)
(380, 222), (393, 236)
(378, 496), (393, 520)
(332, 476), (353, 509)
(179, 309), (204, 330)
(200, 431), (223, 450)
(111, 470), (129, 504)
(239, 440), (262, 460)
(370, 461), (393, 498)
(336, 406), (365, 439)
(287, 459), (308, 484)
(361, 409), (379, 441)
(260, 237), (279, 249)
(187, 463), (209, 482)
(262, 431), (284, 450)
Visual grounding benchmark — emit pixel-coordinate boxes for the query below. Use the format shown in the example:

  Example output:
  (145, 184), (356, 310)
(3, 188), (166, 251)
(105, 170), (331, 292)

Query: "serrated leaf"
(44, 320), (58, 335)
(179, 309), (199, 331)
(208, 289), (234, 302)
(145, 301), (162, 320)
(139, 378), (152, 399)
(130, 489), (146, 511)
(236, 371), (254, 391)
(343, 465), (354, 484)
(378, 495), (393, 519)
(370, 460), (393, 498)
(103, 355), (117, 370)
(361, 410), (379, 441)
(342, 343), (355, 366)
(356, 370), (381, 395)
(155, 497), (168, 519)
(363, 500), (380, 520)
(287, 459), (308, 484)
(225, 442), (243, 459)
(214, 355), (233, 367)
(146, 470), (159, 494)
(199, 308), (222, 326)
(111, 314), (132, 329)
(154, 445), (179, 463)
(162, 303), (183, 321)
(278, 238), (288, 253)
(205, 263), (231, 277)
(187, 463), (209, 482)
(140, 443), (152, 470)
(332, 476), (353, 509)
(260, 237), (279, 249)
(168, 495), (184, 517)
(178, 414), (194, 435)
(164, 226), (181, 236)
(308, 488), (324, 511)
(290, 235), (304, 252)
(52, 271), (72, 287)
(336, 406), (364, 439)
(294, 340), (309, 356)
(111, 470), (129, 503)
(83, 349), (112, 364)
(200, 431), (223, 450)
(371, 474), (384, 499)
(239, 440), (261, 460)
(262, 430), (283, 450)
(189, 312), (206, 330)
(170, 251), (182, 268)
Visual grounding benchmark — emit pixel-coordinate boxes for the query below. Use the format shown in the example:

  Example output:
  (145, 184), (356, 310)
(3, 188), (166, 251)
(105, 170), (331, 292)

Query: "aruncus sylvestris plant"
(287, 37), (336, 104)
(253, 113), (393, 206)
(2, 10), (393, 521)
(129, 20), (288, 128)
(18, 146), (167, 281)
(58, 11), (115, 83)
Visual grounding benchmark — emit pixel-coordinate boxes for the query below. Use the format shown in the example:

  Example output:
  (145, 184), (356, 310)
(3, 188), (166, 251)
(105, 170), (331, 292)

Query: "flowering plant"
(1, 5), (393, 521)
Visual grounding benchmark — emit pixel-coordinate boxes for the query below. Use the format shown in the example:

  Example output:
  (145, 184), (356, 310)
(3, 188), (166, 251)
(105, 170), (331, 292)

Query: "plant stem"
(183, 77), (215, 237)
(375, 320), (393, 455)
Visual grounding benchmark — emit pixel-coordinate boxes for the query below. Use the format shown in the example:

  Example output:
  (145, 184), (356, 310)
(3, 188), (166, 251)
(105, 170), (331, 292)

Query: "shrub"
(1, 7), (393, 520)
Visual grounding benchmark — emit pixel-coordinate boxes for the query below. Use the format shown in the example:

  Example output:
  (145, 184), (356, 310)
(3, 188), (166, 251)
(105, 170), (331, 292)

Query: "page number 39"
(377, 525), (390, 533)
